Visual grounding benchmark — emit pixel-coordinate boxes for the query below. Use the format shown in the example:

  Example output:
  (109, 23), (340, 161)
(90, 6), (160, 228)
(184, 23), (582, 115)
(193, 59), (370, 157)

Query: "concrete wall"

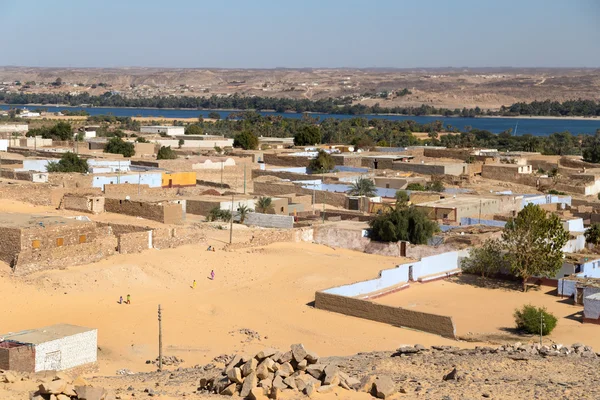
(584, 297), (600, 320)
(314, 291), (456, 338)
(34, 330), (97, 372)
(118, 230), (152, 254)
(557, 278), (577, 297)
(460, 217), (507, 227)
(87, 159), (130, 172)
(244, 212), (294, 229)
(62, 195), (105, 214)
(392, 162), (467, 176)
(23, 159), (52, 172)
(162, 171), (196, 188)
(134, 142), (156, 155)
(92, 173), (162, 190)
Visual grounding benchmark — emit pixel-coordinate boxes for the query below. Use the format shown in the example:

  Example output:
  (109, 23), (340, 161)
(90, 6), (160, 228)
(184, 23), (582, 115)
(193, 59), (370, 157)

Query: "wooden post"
(158, 304), (163, 371)
(229, 193), (234, 244)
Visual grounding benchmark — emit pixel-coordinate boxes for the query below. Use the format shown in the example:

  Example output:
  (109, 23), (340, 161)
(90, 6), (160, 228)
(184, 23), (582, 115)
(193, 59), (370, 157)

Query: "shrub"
(135, 137), (149, 143)
(406, 183), (425, 191)
(369, 206), (438, 244)
(207, 206), (232, 222)
(308, 149), (335, 173)
(185, 124), (203, 135)
(425, 179), (445, 192)
(104, 137), (135, 157)
(157, 146), (178, 160)
(46, 152), (88, 173)
(514, 305), (557, 335)
(233, 130), (258, 150)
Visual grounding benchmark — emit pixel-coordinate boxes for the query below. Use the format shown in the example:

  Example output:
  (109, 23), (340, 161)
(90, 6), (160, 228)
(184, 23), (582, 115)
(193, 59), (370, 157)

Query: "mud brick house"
(0, 324), (97, 372)
(0, 214), (116, 275)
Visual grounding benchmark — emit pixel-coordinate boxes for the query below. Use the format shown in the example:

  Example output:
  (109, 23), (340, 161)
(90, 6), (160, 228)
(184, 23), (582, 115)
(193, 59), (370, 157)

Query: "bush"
(293, 125), (321, 146)
(208, 112), (221, 120)
(104, 137), (135, 157)
(135, 137), (149, 143)
(514, 305), (557, 335)
(406, 183), (425, 191)
(369, 206), (438, 244)
(233, 130), (258, 150)
(46, 152), (88, 173)
(185, 124), (203, 135)
(308, 150), (335, 173)
(157, 146), (178, 160)
(207, 206), (232, 222)
(425, 179), (445, 192)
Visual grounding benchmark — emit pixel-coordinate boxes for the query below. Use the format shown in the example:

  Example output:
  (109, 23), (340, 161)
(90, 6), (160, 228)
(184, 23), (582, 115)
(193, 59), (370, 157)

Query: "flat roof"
(0, 214), (87, 229)
(362, 155), (411, 160)
(1, 324), (95, 345)
(415, 196), (498, 208)
(141, 125), (182, 129)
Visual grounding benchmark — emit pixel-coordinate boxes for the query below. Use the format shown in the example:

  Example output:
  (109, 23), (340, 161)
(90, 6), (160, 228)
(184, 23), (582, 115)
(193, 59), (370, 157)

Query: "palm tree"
(347, 177), (377, 197)
(256, 196), (273, 214)
(236, 204), (253, 223)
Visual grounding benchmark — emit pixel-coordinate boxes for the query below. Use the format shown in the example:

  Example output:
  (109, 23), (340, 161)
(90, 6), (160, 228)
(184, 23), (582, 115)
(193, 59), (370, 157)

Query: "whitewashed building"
(140, 125), (185, 136)
(0, 324), (97, 372)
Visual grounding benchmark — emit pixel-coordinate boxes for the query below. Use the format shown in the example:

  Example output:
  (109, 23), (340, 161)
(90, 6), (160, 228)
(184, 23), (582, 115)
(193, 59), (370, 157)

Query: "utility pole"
(158, 304), (163, 371)
(229, 192), (234, 244)
(243, 164), (246, 195)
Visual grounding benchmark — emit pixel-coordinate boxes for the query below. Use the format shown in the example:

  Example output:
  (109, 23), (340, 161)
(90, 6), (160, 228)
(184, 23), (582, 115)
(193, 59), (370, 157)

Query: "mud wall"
(118, 231), (151, 254)
(314, 291), (456, 338)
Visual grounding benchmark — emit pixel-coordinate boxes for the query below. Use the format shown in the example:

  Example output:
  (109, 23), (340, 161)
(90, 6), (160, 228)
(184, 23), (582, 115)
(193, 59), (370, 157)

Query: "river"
(2, 104), (600, 136)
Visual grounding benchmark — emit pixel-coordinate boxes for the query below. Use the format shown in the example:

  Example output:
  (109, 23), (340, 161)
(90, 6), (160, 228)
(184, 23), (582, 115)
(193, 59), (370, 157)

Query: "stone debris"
(198, 343), (396, 398)
(394, 343), (598, 359)
(230, 328), (262, 342)
(146, 355), (184, 366)
(26, 373), (112, 400)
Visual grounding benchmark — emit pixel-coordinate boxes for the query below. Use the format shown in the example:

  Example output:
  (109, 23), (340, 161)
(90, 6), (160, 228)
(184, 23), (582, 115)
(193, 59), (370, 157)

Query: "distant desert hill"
(1, 66), (599, 110)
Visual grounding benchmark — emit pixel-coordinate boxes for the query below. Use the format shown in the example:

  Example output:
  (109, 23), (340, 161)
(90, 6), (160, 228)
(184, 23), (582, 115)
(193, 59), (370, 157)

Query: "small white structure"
(0, 324), (97, 372)
(0, 139), (8, 151)
(584, 293), (600, 321)
(0, 124), (28, 135)
(192, 157), (236, 170)
(141, 126), (185, 136)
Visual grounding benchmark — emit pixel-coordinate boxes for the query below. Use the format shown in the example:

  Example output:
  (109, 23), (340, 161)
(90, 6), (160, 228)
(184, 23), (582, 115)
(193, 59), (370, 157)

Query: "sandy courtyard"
(373, 275), (598, 346)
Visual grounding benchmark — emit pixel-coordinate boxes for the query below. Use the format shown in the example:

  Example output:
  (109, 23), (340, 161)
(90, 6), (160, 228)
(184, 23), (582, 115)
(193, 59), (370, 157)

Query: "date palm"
(236, 204), (253, 223)
(256, 196), (273, 214)
(347, 177), (377, 197)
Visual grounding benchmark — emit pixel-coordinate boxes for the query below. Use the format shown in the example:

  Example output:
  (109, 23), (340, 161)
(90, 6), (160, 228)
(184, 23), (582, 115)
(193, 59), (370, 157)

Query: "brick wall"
(314, 291), (456, 338)
(0, 227), (22, 265)
(48, 173), (94, 189)
(361, 158), (395, 170)
(118, 231), (151, 254)
(104, 198), (183, 224)
(0, 344), (35, 372)
(331, 155), (363, 167)
(263, 153), (310, 167)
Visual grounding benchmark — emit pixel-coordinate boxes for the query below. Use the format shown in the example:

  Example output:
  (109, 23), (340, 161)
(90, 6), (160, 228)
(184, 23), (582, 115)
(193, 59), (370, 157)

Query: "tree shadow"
(448, 274), (522, 292)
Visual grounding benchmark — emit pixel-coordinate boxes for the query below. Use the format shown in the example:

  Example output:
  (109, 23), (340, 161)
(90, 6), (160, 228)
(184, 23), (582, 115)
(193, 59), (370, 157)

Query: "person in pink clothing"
(210, 270), (215, 280)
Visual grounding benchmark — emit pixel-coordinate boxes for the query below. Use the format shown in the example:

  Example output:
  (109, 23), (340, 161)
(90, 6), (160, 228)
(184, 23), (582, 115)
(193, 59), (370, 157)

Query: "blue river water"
(2, 104), (600, 136)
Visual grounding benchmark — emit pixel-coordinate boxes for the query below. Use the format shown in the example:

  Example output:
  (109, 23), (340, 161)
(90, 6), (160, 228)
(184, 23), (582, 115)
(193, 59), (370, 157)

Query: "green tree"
(236, 204), (253, 223)
(49, 122), (73, 140)
(406, 183), (425, 191)
(395, 190), (409, 206)
(45, 152), (88, 173)
(425, 179), (445, 192)
(585, 224), (600, 246)
(294, 125), (321, 146)
(347, 177), (377, 197)
(208, 112), (221, 120)
(185, 124), (203, 135)
(135, 137), (149, 143)
(104, 137), (135, 157)
(369, 206), (438, 244)
(233, 130), (259, 150)
(178, 139), (184, 148)
(582, 132), (600, 163)
(256, 196), (274, 214)
(502, 204), (569, 291)
(514, 305), (557, 335)
(461, 239), (507, 278)
(308, 150), (335, 173)
(157, 146), (178, 160)
(207, 206), (232, 222)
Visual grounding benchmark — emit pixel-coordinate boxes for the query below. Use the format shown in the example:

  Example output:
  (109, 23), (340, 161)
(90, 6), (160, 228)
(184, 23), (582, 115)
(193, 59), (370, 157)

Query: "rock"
(295, 374), (320, 393)
(443, 368), (462, 381)
(256, 348), (278, 360)
(345, 376), (361, 390)
(374, 376), (396, 399)
(242, 358), (258, 377)
(358, 375), (377, 393)
(72, 376), (90, 387)
(225, 354), (244, 374)
(40, 379), (67, 395)
(249, 387), (269, 400)
(290, 344), (307, 362)
(74, 386), (106, 400)
(572, 343), (584, 349)
(227, 367), (244, 384)
(240, 372), (258, 398)
(272, 376), (287, 391)
(306, 364), (325, 379)
(304, 382), (317, 396)
(278, 351), (293, 364)
(318, 385), (335, 394)
(323, 364), (340, 386)
(63, 384), (77, 396)
(276, 362), (294, 378)
(262, 357), (276, 372)
(259, 377), (273, 390)
(414, 344), (427, 351)
(305, 350), (319, 364)
(214, 376), (232, 394)
(56, 395), (70, 400)
(220, 383), (237, 396)
(297, 359), (308, 371)
(256, 361), (270, 380)
(283, 376), (297, 390)
(396, 345), (419, 354)
(1, 371), (17, 383)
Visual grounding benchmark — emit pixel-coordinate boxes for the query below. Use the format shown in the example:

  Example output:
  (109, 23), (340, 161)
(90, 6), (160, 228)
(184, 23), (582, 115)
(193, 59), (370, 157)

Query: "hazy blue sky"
(0, 0), (598, 68)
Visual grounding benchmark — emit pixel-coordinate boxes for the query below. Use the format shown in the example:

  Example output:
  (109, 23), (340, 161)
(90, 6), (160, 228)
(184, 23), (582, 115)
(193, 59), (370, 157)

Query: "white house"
(140, 126), (185, 136)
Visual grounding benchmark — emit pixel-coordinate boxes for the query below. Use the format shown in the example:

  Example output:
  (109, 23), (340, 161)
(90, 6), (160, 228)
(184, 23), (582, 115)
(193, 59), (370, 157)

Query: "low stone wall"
(152, 226), (206, 249)
(263, 153), (311, 167)
(118, 231), (151, 254)
(253, 181), (348, 208)
(314, 291), (456, 338)
(313, 224), (404, 257)
(244, 213), (294, 229)
(104, 198), (184, 224)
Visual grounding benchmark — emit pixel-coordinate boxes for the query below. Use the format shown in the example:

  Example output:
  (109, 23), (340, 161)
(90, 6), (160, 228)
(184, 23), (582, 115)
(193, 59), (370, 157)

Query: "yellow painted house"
(162, 172), (196, 188)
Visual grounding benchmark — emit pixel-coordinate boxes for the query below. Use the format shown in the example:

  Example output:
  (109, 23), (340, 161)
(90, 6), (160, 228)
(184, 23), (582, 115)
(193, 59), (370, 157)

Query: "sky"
(0, 0), (599, 68)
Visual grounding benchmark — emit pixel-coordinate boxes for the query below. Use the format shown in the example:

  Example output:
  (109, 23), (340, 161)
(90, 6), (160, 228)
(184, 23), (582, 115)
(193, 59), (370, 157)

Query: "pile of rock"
(200, 344), (397, 399)
(146, 355), (184, 366)
(30, 374), (112, 400)
(394, 342), (597, 358)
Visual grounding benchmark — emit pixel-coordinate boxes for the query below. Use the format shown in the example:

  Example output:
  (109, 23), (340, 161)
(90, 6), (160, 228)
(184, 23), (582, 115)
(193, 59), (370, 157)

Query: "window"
(32, 240), (40, 249)
(79, 235), (87, 244)
(56, 238), (64, 247)
(281, 207), (284, 212)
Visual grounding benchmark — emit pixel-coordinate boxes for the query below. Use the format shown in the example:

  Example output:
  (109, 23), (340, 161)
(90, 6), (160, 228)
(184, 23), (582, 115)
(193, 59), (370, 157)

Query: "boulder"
(214, 376), (232, 394)
(306, 364), (325, 379)
(249, 387), (269, 400)
(305, 350), (319, 364)
(318, 385), (335, 394)
(295, 374), (320, 393)
(227, 367), (244, 384)
(291, 344), (307, 362)
(373, 376), (396, 399)
(242, 358), (258, 377)
(40, 380), (67, 395)
(262, 357), (276, 372)
(396, 345), (419, 355)
(220, 383), (237, 396)
(272, 376), (287, 391)
(225, 354), (244, 374)
(297, 359), (308, 371)
(259, 377), (273, 391)
(269, 387), (281, 400)
(63, 384), (77, 396)
(74, 386), (106, 400)
(283, 376), (298, 390)
(323, 364), (340, 386)
(358, 375), (377, 393)
(443, 368), (462, 381)
(278, 351), (293, 364)
(345, 376), (361, 390)
(256, 362), (270, 380)
(240, 372), (258, 398)
(276, 362), (294, 378)
(1, 371), (17, 383)
(256, 348), (278, 360)
(72, 376), (90, 387)
(304, 381), (317, 396)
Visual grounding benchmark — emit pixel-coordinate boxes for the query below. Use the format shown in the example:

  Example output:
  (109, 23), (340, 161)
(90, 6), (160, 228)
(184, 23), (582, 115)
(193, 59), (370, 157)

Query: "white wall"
(141, 126), (185, 136)
(34, 330), (97, 372)
(557, 278), (577, 297)
(0, 124), (28, 134)
(192, 158), (236, 170)
(92, 173), (162, 190)
(23, 159), (52, 172)
(220, 199), (256, 211)
(88, 159), (131, 173)
(584, 297), (600, 320)
(0, 139), (8, 151)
